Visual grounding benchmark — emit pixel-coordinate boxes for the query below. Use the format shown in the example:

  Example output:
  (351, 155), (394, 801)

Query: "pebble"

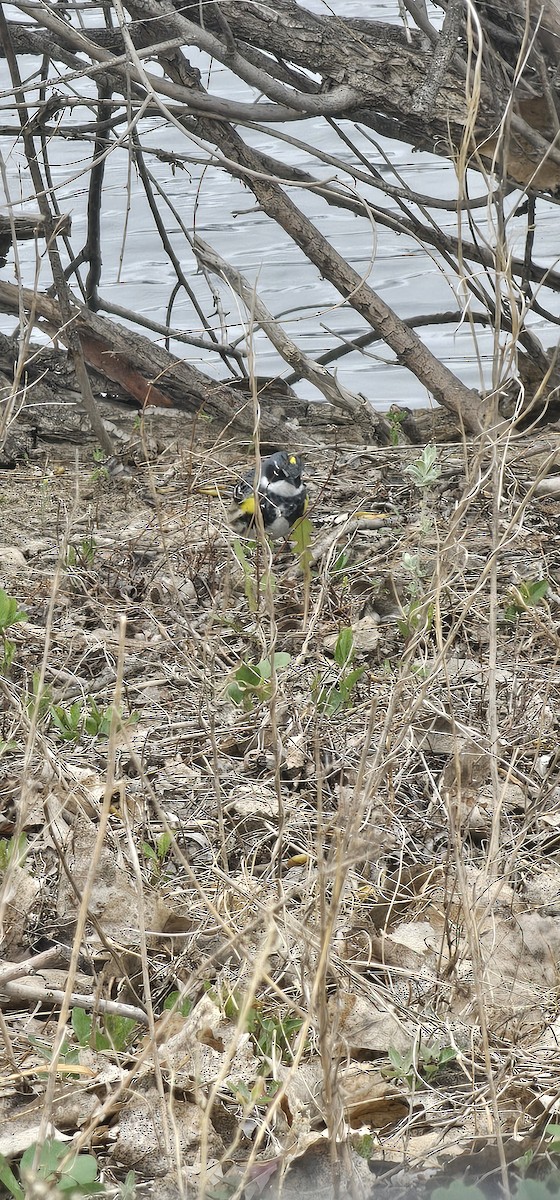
(22, 538), (55, 559)
(0, 547), (29, 573)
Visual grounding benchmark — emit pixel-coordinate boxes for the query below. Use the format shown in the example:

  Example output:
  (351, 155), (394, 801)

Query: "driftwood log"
(0, 281), (388, 449)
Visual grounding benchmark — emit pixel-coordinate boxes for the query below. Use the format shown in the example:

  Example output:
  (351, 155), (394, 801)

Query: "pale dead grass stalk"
(34, 613), (128, 1171)
(122, 803), (174, 1177)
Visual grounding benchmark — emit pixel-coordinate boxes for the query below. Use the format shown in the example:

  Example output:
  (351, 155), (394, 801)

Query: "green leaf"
(255, 658), (272, 681)
(157, 831), (173, 858)
(142, 841), (158, 863)
(0, 739), (18, 759)
(50, 703), (82, 741)
(71, 1007), (92, 1047)
(339, 665), (365, 698)
(0, 589), (27, 631)
(316, 686), (343, 716)
(103, 1014), (137, 1051)
(226, 683), (245, 707)
(334, 627), (354, 667)
(404, 444), (441, 488)
(164, 990), (193, 1018)
(290, 516), (313, 570)
(513, 1184), (558, 1200)
(20, 1139), (76, 1184)
(272, 651), (291, 671)
(0, 1153), (24, 1200)
(521, 578), (549, 604)
(235, 663), (262, 689)
(2, 638), (16, 672)
(93, 1030), (112, 1052)
(388, 1046), (406, 1070)
(58, 1153), (99, 1191)
(352, 1133), (374, 1160)
(256, 653), (291, 680)
(118, 1171), (137, 1200)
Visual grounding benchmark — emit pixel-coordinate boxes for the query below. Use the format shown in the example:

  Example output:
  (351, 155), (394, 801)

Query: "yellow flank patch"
(240, 495), (256, 515)
(289, 455), (297, 464)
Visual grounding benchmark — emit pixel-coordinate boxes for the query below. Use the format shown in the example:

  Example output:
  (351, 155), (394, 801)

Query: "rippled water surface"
(2, 0), (560, 410)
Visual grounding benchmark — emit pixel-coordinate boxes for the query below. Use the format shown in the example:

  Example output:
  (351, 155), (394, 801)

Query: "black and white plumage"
(232, 451), (307, 540)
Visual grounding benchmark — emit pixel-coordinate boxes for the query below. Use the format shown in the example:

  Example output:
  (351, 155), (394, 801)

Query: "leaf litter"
(1, 408), (560, 1198)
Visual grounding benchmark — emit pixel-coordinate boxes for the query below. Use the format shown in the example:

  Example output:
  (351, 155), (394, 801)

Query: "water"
(1, 0), (559, 412)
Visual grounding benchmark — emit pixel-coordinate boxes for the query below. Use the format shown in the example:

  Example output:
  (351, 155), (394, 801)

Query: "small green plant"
(0, 738), (18, 758)
(384, 1041), (456, 1090)
(90, 448), (109, 484)
(247, 1008), (304, 1068)
(430, 1185), (485, 1200)
(142, 830), (173, 878)
(48, 697), (137, 743)
(0, 587), (27, 673)
(212, 985), (304, 1075)
(0, 833), (28, 871)
(290, 513), (313, 575)
(397, 596), (435, 641)
(331, 549), (352, 577)
(314, 626), (365, 716)
(232, 542), (259, 614)
(50, 701), (84, 742)
(504, 578), (549, 622)
(66, 537), (96, 568)
(0, 1138), (104, 1198)
(26, 672), (54, 721)
(38, 476), (52, 531)
(71, 1007), (137, 1053)
(352, 1132), (375, 1160)
(27, 1032), (78, 1067)
(545, 1120), (560, 1153)
(227, 652), (291, 710)
(227, 1075), (280, 1108)
(163, 990), (194, 1019)
(397, 552), (434, 640)
(387, 406), (408, 446)
(405, 443), (441, 489)
(405, 444), (441, 533)
(84, 696), (128, 737)
(116, 1171), (137, 1200)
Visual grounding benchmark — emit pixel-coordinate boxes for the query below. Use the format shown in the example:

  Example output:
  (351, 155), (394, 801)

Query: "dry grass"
(1, 409), (560, 1200)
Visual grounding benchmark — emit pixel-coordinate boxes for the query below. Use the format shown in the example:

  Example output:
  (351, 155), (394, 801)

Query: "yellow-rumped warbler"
(232, 451), (307, 539)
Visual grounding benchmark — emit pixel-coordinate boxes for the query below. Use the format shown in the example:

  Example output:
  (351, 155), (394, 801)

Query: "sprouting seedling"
(227, 653), (291, 710)
(387, 406), (408, 446)
(232, 537), (259, 612)
(0, 1137), (104, 1199)
(384, 1041), (456, 1089)
(66, 537), (96, 568)
(0, 588), (27, 674)
(290, 514), (313, 623)
(142, 831), (173, 878)
(405, 444), (441, 534)
(504, 578), (548, 623)
(404, 444), (441, 489)
(314, 626), (365, 717)
(397, 552), (434, 640)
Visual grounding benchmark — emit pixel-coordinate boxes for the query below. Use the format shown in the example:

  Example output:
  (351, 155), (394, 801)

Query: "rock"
(0, 547), (28, 573)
